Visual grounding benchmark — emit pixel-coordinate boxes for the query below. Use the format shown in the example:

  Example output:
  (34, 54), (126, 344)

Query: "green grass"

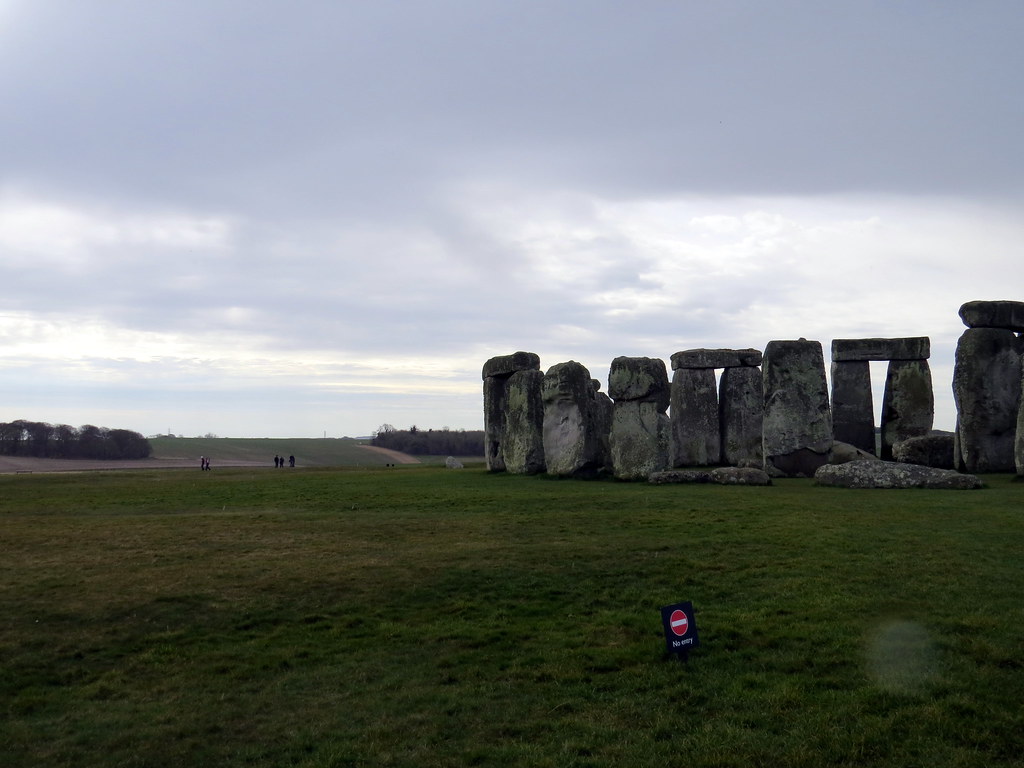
(1, 467), (1022, 767)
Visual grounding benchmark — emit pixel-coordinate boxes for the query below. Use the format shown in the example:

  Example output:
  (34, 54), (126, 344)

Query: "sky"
(1, 1), (1022, 438)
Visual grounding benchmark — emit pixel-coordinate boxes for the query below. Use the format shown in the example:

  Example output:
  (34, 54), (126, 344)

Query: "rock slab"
(671, 348), (762, 370)
(670, 367), (720, 467)
(542, 361), (611, 478)
(719, 365), (764, 467)
(880, 359), (934, 459)
(815, 460), (982, 490)
(831, 337), (930, 362)
(762, 340), (833, 477)
(952, 328), (1022, 472)
(959, 300), (1024, 332)
(608, 357), (671, 480)
(892, 434), (955, 470)
(830, 360), (875, 454)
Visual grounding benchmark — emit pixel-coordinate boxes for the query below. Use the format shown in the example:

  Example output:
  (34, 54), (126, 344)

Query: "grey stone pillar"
(880, 359), (934, 460)
(608, 356), (670, 480)
(504, 369), (546, 474)
(542, 361), (610, 478)
(953, 328), (1022, 472)
(719, 365), (763, 467)
(830, 360), (875, 455)
(762, 340), (833, 477)
(482, 351), (542, 473)
(669, 367), (719, 467)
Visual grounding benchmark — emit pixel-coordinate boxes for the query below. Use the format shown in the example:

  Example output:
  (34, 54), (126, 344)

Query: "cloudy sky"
(1, 1), (1021, 438)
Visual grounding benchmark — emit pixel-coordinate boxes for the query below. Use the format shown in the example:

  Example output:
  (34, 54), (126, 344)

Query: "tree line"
(0, 420), (152, 460)
(371, 425), (484, 456)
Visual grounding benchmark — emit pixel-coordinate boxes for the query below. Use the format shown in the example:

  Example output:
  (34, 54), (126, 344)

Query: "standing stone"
(719, 365), (763, 466)
(503, 368), (546, 474)
(670, 368), (719, 466)
(880, 360), (934, 459)
(762, 340), (833, 477)
(1017, 362), (1024, 477)
(953, 328), (1023, 472)
(483, 376), (508, 471)
(542, 361), (610, 478)
(590, 380), (614, 473)
(608, 357), (670, 480)
(482, 352), (541, 472)
(830, 360), (875, 455)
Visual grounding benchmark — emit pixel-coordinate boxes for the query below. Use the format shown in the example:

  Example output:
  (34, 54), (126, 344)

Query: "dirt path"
(355, 445), (422, 464)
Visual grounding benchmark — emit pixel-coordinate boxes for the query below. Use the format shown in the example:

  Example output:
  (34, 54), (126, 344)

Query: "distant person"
(289, 455), (295, 467)
(274, 455), (279, 468)
(200, 455), (205, 470)
(204, 457), (211, 471)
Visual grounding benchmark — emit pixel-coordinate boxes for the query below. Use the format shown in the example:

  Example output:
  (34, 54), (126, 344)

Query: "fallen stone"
(709, 467), (772, 486)
(828, 441), (879, 464)
(814, 460), (982, 490)
(648, 469), (711, 484)
(959, 300), (1024, 332)
(445, 456), (464, 469)
(892, 433), (955, 470)
(831, 337), (930, 362)
(671, 348), (763, 370)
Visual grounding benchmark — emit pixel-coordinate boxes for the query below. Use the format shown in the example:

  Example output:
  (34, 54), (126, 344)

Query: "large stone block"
(952, 328), (1023, 472)
(542, 361), (610, 478)
(503, 369), (546, 474)
(959, 300), (1024, 332)
(482, 351), (541, 380)
(483, 376), (508, 471)
(670, 367), (720, 467)
(892, 434), (955, 470)
(719, 365), (763, 466)
(670, 348), (762, 370)
(610, 400), (670, 481)
(831, 337), (930, 362)
(762, 340), (833, 477)
(880, 359), (934, 460)
(830, 360), (875, 455)
(607, 356), (670, 408)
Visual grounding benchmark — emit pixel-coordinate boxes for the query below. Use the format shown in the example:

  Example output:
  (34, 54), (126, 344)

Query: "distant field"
(2, 467), (1022, 767)
(149, 436), (483, 467)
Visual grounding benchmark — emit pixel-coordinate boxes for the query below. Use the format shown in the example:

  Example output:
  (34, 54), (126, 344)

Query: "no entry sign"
(660, 601), (700, 657)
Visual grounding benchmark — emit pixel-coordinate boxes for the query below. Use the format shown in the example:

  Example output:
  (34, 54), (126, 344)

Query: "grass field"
(2, 466), (1022, 767)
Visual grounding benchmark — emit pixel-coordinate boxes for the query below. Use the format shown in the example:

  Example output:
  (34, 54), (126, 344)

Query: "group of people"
(199, 456), (211, 470)
(274, 454), (295, 468)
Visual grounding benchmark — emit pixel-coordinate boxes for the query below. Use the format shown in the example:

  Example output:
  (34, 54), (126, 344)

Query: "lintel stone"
(670, 348), (762, 370)
(831, 337), (930, 362)
(959, 300), (1024, 332)
(482, 351), (541, 380)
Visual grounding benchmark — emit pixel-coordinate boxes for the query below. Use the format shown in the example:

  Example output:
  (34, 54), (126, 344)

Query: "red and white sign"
(669, 609), (689, 636)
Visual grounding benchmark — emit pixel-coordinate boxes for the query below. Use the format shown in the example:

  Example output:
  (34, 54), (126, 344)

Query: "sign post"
(660, 601), (700, 662)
